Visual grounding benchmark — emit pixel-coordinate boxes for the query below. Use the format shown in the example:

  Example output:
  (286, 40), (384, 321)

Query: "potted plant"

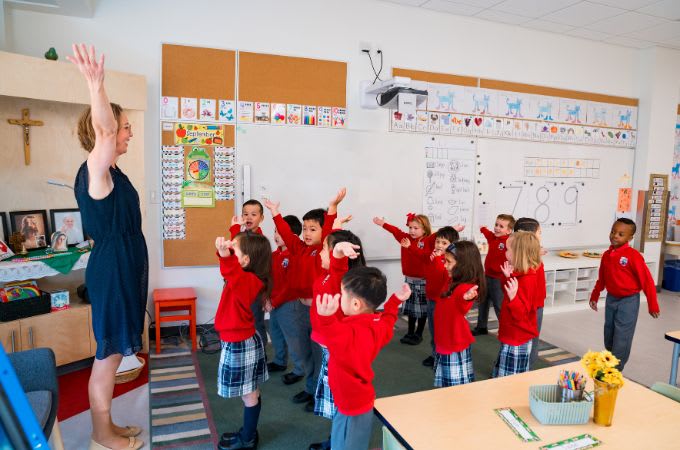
(581, 350), (624, 426)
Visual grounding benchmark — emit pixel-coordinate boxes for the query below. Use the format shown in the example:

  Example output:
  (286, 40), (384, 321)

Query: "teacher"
(69, 44), (147, 450)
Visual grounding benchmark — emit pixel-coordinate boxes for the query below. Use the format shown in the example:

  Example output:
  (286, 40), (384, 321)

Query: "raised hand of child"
(333, 241), (361, 259)
(454, 224), (465, 232)
(332, 215), (353, 229)
(463, 285), (478, 301)
(263, 198), (280, 216)
(316, 293), (340, 316)
(231, 215), (243, 226)
(328, 187), (347, 215)
(215, 236), (233, 257)
(395, 283), (412, 302)
(431, 249), (443, 260)
(372, 216), (385, 227)
(650, 311), (660, 318)
(500, 261), (514, 278)
(589, 300), (598, 312)
(504, 277), (518, 301)
(400, 238), (411, 248)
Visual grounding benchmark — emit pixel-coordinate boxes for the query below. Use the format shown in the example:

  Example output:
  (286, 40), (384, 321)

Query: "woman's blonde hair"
(409, 214), (432, 237)
(508, 231), (541, 273)
(77, 103), (123, 152)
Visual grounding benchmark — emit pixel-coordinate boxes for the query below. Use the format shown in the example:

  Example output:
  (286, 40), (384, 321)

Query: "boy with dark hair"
(473, 213), (515, 336)
(589, 218), (660, 371)
(264, 189), (344, 411)
(265, 215), (303, 374)
(316, 267), (411, 450)
(230, 199), (265, 237)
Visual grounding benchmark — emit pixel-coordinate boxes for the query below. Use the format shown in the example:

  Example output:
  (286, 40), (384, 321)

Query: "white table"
(0, 252), (90, 283)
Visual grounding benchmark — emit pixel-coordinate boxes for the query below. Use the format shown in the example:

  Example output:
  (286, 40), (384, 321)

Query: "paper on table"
(539, 434), (601, 450)
(495, 407), (540, 442)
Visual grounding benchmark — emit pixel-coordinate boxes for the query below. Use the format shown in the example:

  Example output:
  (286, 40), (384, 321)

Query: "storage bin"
(662, 260), (680, 292)
(529, 385), (593, 425)
(0, 292), (51, 322)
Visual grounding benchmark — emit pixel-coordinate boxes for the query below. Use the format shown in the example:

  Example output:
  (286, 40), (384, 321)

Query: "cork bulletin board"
(161, 43), (236, 267)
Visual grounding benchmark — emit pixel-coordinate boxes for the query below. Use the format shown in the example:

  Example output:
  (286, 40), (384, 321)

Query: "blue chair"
(8, 348), (60, 441)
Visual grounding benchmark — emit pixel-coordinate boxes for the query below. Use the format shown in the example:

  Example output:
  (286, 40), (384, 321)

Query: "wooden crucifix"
(8, 108), (44, 165)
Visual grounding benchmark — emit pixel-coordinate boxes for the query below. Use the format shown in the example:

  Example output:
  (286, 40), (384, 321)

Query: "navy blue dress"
(75, 162), (148, 359)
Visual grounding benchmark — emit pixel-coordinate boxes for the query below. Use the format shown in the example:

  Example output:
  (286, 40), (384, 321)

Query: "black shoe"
(292, 391), (313, 403)
(218, 429), (258, 449)
(411, 334), (423, 344)
(422, 356), (434, 367)
(309, 439), (331, 449)
(282, 372), (304, 385)
(472, 328), (488, 336)
(304, 398), (315, 412)
(400, 333), (415, 344)
(267, 362), (287, 372)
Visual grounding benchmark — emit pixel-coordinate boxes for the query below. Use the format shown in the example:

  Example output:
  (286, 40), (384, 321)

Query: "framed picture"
(50, 209), (85, 246)
(0, 212), (7, 242)
(9, 210), (50, 250)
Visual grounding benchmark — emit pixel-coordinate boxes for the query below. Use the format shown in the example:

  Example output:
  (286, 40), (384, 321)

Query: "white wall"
(6, 0), (680, 323)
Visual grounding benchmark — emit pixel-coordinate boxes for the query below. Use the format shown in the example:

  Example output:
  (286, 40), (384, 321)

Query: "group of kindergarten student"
(211, 188), (661, 450)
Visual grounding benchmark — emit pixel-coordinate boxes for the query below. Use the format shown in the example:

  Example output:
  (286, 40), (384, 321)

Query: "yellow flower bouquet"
(581, 350), (624, 426)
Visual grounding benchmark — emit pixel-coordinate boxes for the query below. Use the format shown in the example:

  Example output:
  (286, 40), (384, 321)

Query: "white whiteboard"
(236, 125), (476, 259)
(475, 139), (634, 249)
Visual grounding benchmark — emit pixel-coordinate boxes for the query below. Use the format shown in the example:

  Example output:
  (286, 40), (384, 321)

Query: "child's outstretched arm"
(633, 253), (660, 317)
(215, 237), (242, 280)
(374, 216), (410, 242)
(229, 215), (243, 239)
(503, 277), (534, 320)
(322, 188), (345, 240)
(265, 198), (305, 254)
(589, 258), (606, 312)
(332, 215), (353, 230)
(375, 284), (411, 342)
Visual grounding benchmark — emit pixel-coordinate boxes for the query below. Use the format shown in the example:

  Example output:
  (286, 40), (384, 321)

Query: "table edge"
(373, 407), (415, 450)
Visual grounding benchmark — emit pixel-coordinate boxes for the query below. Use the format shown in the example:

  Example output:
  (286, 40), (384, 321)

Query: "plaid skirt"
(491, 340), (532, 378)
(402, 277), (427, 318)
(314, 347), (336, 419)
(434, 347), (474, 387)
(217, 332), (269, 398)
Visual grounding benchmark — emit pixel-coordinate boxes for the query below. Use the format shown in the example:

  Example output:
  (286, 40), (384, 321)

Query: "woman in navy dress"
(68, 44), (146, 450)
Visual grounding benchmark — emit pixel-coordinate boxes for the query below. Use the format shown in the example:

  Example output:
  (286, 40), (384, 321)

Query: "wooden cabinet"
(1, 303), (96, 365)
(0, 321), (21, 353)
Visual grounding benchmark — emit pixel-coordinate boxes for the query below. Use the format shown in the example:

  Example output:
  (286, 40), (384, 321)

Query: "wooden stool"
(153, 287), (197, 354)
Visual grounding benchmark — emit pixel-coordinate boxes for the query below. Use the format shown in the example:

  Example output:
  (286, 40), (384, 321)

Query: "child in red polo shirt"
(473, 214), (515, 336)
(513, 218), (547, 367)
(316, 268), (411, 450)
(492, 231), (540, 378)
(263, 191), (342, 407)
(373, 213), (434, 345)
(214, 232), (272, 450)
(589, 218), (660, 371)
(432, 240), (486, 387)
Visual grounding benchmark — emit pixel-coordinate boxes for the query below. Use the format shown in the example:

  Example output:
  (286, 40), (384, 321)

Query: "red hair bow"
(406, 213), (417, 226)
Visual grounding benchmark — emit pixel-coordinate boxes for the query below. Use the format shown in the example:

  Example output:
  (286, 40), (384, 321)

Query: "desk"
(374, 362), (680, 449)
(665, 331), (680, 386)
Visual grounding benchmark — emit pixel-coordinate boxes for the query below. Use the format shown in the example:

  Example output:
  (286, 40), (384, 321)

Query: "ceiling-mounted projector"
(360, 77), (428, 114)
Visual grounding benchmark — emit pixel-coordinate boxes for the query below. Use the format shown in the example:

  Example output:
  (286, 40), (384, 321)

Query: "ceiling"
(379, 0), (680, 50)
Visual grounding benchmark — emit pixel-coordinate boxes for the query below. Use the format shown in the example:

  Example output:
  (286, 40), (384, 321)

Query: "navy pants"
(476, 276), (502, 330)
(604, 293), (640, 371)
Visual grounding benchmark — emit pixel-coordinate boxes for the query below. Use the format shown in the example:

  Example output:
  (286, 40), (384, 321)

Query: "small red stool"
(153, 287), (197, 354)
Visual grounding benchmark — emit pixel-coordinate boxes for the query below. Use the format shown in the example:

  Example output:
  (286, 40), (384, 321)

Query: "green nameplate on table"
(539, 434), (602, 450)
(494, 407), (540, 442)
(7, 247), (89, 274)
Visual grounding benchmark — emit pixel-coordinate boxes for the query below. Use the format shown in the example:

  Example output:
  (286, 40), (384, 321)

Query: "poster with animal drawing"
(463, 88), (497, 116)
(530, 96), (558, 121)
(586, 102), (610, 127)
(427, 83), (464, 113)
(497, 92), (528, 119)
(558, 99), (586, 124)
(610, 106), (637, 130)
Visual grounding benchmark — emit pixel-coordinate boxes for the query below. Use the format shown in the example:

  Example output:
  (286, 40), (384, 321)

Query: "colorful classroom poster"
(428, 112), (440, 133)
(174, 123), (224, 145)
(331, 107), (346, 128)
(237, 101), (254, 123)
(161, 146), (186, 240)
(271, 103), (287, 124)
(254, 102), (271, 124)
(181, 182), (215, 208)
(318, 106), (332, 127)
(160, 96), (179, 120)
(617, 187), (632, 212)
(180, 97), (198, 120)
(199, 98), (216, 121)
(185, 147), (211, 183)
(214, 147), (235, 200)
(218, 100), (236, 124)
(302, 106), (317, 125)
(287, 104), (302, 125)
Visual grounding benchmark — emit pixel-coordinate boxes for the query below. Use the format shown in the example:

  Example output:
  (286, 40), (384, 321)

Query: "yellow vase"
(593, 378), (620, 426)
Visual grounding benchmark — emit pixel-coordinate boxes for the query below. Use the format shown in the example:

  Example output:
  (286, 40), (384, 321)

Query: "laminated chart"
(161, 146), (186, 239)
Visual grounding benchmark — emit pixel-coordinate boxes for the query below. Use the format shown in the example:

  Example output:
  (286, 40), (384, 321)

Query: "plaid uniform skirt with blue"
(314, 346), (336, 419)
(492, 340), (532, 378)
(402, 277), (427, 318)
(434, 347), (474, 387)
(217, 332), (269, 398)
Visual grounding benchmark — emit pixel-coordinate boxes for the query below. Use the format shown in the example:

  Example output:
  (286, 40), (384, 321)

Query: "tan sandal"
(119, 426), (142, 438)
(89, 436), (144, 450)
